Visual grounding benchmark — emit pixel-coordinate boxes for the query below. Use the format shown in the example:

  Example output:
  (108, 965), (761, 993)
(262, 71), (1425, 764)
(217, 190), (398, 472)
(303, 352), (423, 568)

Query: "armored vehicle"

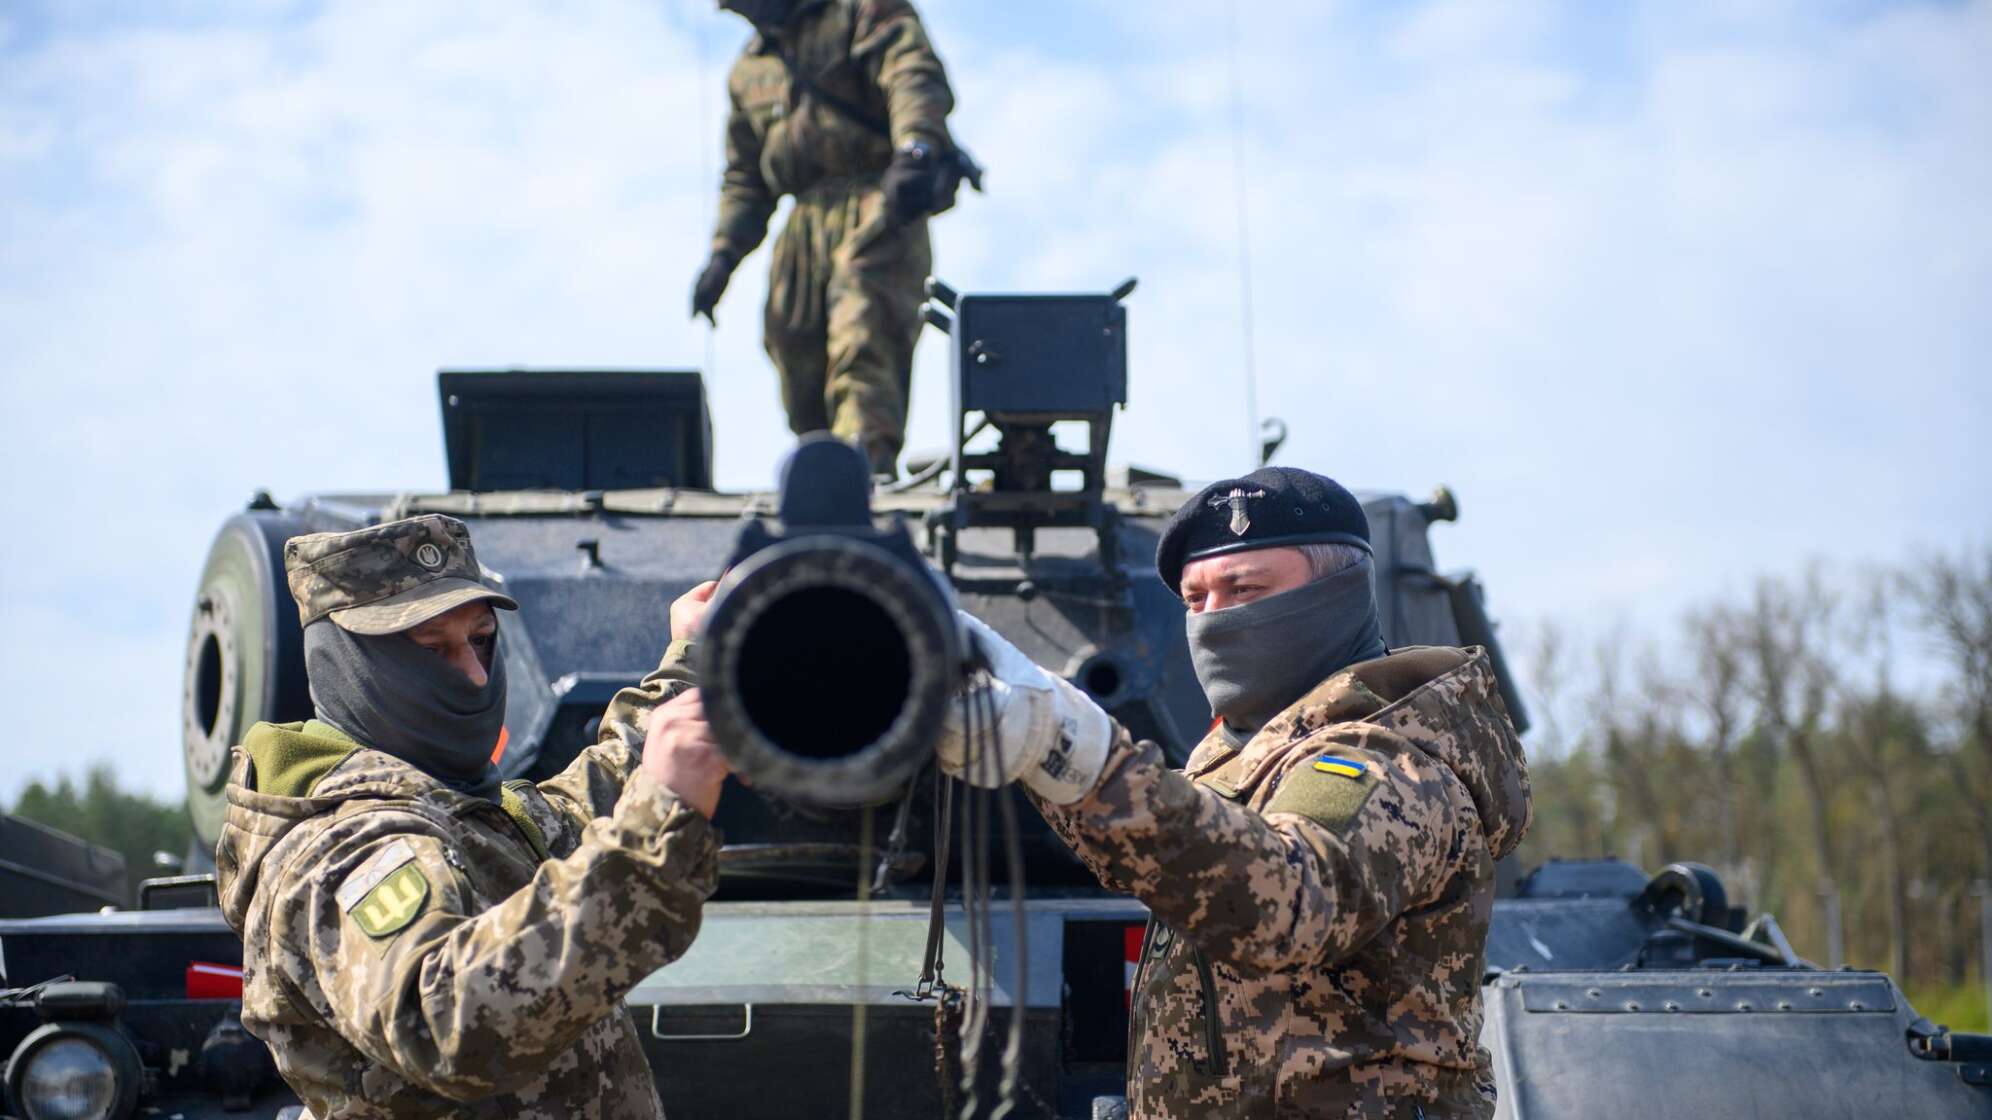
(0, 816), (127, 920)
(3, 282), (1987, 1119)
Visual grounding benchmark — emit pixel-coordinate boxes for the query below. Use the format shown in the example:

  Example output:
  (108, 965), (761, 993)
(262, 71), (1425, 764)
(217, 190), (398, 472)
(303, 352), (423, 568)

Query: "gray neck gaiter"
(304, 620), (506, 802)
(1187, 555), (1387, 740)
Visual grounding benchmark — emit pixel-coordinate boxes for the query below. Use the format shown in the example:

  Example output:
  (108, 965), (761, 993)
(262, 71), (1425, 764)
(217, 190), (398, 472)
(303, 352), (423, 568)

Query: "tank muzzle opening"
(734, 585), (913, 761)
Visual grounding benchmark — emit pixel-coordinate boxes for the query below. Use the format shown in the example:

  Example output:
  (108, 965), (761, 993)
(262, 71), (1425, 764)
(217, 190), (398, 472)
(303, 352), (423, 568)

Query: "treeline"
(1514, 546), (1991, 1025)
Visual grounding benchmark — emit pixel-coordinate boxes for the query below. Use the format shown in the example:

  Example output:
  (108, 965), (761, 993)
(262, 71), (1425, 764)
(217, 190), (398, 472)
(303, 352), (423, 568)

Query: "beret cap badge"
(1208, 487), (1267, 537)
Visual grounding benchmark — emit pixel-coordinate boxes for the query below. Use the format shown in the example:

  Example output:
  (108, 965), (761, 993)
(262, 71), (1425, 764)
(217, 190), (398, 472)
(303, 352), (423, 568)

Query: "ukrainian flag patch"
(1311, 756), (1368, 779)
(1269, 753), (1380, 831)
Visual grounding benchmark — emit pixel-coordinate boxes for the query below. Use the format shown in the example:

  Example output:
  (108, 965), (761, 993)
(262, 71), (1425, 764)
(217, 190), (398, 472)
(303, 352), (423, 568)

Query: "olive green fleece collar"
(240, 719), (363, 799)
(239, 721), (551, 862)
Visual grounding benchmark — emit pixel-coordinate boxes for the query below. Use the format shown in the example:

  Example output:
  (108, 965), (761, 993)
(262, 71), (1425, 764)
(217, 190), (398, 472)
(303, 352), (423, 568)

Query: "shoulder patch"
(1311, 756), (1368, 779)
(349, 862), (431, 939)
(1265, 754), (1381, 832)
(335, 838), (417, 911)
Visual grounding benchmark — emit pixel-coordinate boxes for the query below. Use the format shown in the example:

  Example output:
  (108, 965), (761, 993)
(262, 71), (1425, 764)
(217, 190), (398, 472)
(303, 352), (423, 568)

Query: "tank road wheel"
(182, 513), (312, 863)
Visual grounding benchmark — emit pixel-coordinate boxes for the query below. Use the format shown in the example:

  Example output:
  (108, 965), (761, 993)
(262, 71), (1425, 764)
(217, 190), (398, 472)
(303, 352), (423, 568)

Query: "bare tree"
(1902, 548), (1992, 883)
(1591, 632), (1676, 869)
(1846, 573), (1911, 980)
(1518, 619), (1572, 757)
(1685, 604), (1748, 872)
(1742, 568), (1845, 966)
(1516, 620), (1610, 858)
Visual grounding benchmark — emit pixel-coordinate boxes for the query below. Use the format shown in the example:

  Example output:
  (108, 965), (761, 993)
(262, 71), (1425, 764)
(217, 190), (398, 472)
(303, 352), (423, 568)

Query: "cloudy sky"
(2, 0), (1987, 803)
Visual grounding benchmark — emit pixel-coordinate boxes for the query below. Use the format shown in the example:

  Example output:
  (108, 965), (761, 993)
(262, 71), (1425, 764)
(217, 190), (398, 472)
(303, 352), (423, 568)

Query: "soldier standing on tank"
(934, 468), (1535, 1119)
(213, 514), (728, 1119)
(690, 0), (968, 480)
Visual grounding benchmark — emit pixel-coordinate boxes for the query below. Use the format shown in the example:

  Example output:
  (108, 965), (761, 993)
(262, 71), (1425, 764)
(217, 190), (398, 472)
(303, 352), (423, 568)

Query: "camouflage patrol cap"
(283, 515), (518, 635)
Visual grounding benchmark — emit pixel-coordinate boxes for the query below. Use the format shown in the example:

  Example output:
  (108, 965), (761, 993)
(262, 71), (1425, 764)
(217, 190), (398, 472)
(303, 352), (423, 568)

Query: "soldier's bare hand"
(670, 580), (720, 640)
(642, 689), (730, 819)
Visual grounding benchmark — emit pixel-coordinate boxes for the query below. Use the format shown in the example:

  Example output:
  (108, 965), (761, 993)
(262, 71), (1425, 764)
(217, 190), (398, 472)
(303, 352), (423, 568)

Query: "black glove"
(691, 252), (736, 323)
(882, 143), (938, 226)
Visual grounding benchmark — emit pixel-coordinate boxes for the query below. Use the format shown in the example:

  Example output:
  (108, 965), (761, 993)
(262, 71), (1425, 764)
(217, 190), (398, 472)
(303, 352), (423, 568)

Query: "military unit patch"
(1266, 754), (1381, 832)
(351, 863), (431, 939)
(335, 839), (416, 910)
(337, 839), (432, 938)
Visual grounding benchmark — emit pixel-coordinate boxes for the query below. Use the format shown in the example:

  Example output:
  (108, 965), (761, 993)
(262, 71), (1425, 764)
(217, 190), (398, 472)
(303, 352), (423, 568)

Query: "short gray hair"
(1297, 541), (1368, 581)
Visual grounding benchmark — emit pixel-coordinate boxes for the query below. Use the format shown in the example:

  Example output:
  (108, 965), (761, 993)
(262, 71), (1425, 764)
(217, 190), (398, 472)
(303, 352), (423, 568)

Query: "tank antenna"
(1224, 0), (1261, 471)
(691, 0), (718, 384)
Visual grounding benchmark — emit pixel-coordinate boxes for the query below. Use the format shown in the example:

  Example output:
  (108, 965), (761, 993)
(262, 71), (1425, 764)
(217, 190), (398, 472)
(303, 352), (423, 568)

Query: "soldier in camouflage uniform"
(937, 468), (1533, 1118)
(690, 0), (961, 478)
(214, 514), (727, 1119)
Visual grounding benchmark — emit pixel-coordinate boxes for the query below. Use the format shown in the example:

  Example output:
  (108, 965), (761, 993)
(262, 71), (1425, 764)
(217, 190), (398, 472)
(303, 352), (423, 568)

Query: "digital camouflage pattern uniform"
(215, 518), (716, 1119)
(1033, 646), (1532, 1119)
(712, 0), (954, 463)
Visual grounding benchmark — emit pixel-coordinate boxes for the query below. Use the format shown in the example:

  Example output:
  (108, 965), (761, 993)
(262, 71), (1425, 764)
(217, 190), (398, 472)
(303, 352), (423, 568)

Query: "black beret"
(1155, 467), (1371, 593)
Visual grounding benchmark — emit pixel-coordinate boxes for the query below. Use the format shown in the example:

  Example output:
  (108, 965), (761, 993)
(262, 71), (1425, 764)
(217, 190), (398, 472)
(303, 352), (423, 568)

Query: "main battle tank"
(2, 282), (1986, 1118)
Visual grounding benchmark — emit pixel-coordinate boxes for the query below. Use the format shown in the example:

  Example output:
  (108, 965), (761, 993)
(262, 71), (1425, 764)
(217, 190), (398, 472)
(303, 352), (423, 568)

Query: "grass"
(1901, 981), (1990, 1033)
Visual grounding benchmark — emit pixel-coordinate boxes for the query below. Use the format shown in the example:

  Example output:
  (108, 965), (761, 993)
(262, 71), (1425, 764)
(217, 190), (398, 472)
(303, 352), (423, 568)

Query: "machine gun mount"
(919, 277), (1137, 580)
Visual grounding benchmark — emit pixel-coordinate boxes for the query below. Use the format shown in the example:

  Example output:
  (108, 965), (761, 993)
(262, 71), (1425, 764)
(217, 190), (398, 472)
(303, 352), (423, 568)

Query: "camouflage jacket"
(215, 641), (717, 1119)
(712, 0), (955, 258)
(1034, 647), (1532, 1120)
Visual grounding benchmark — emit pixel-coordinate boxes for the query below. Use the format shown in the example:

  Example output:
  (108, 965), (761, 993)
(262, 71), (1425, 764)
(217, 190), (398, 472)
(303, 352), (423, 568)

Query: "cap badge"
(414, 543), (445, 570)
(1208, 488), (1267, 537)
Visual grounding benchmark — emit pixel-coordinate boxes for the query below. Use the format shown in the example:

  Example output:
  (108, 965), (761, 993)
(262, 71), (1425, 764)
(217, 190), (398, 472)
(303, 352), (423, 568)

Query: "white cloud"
(2, 0), (1988, 802)
(1390, 0), (1558, 63)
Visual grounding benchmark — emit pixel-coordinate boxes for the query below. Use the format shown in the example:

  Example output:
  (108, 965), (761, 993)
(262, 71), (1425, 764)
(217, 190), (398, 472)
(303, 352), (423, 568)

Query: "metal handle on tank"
(649, 1003), (754, 1042)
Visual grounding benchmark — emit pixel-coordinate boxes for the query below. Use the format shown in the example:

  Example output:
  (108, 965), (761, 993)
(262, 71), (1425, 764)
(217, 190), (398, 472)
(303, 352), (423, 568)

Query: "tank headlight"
(5, 1023), (140, 1120)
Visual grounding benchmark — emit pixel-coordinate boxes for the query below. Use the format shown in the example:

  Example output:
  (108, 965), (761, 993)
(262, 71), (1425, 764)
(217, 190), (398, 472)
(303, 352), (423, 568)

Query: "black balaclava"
(1186, 554), (1387, 741)
(304, 619), (506, 801)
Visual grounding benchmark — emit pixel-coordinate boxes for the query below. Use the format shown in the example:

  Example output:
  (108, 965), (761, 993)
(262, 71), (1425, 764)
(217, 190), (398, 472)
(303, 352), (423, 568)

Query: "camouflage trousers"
(763, 175), (931, 471)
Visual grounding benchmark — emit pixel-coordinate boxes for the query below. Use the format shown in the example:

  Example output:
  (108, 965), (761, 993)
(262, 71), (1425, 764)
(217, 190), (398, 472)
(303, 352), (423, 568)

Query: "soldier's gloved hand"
(881, 143), (937, 225)
(690, 251), (736, 323)
(934, 612), (1114, 805)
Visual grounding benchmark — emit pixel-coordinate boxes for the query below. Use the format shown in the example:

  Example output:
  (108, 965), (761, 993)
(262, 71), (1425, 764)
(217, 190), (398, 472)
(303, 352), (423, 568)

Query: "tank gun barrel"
(698, 435), (966, 807)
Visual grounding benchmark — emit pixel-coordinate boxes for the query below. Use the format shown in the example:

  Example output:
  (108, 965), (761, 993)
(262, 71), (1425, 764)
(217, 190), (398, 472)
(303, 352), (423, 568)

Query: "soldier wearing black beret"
(934, 466), (1532, 1118)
